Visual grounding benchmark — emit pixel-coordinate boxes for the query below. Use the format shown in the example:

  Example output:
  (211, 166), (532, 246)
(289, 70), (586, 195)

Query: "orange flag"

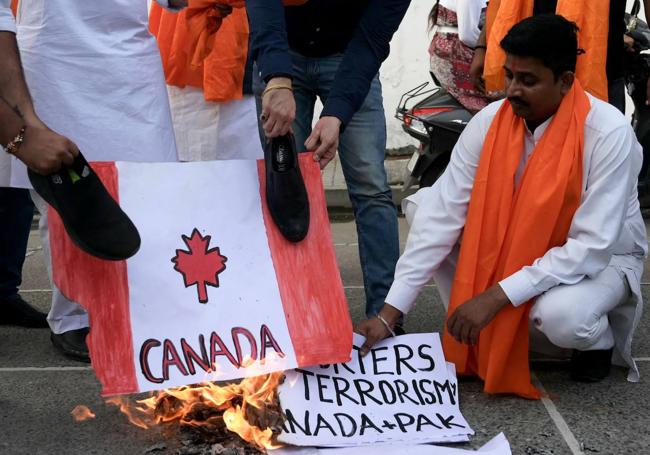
(483, 0), (609, 101)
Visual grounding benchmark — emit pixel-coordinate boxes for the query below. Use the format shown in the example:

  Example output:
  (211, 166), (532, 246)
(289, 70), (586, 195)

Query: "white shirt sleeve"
(0, 0), (16, 33)
(499, 124), (640, 306)
(385, 105), (495, 315)
(455, 0), (487, 48)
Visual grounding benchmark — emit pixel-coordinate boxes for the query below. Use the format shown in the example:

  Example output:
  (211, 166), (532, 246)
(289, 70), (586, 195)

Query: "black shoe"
(569, 348), (613, 382)
(0, 295), (48, 328)
(28, 152), (141, 261)
(264, 133), (310, 242)
(51, 328), (90, 363)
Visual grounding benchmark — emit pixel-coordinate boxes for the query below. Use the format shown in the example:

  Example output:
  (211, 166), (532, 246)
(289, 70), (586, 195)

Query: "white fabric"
(9, 0), (179, 189)
(0, 0), (15, 32)
(11, 0), (180, 331)
(30, 191), (89, 333)
(388, 95), (647, 380)
(438, 0), (488, 48)
(167, 87), (263, 161)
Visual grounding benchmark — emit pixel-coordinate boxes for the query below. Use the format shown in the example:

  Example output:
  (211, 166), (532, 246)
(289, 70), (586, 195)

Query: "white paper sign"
(278, 333), (474, 446)
(271, 432), (511, 455)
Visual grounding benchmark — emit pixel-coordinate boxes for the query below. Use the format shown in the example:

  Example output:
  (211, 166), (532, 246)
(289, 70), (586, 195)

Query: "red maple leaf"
(171, 229), (228, 304)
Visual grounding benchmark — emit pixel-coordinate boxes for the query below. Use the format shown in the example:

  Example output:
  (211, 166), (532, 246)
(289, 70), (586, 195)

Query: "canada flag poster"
(48, 155), (353, 396)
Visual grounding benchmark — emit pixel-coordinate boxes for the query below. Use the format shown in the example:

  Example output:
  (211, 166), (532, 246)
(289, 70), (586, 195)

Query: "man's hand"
(354, 304), (403, 357)
(14, 126), (79, 175)
(446, 284), (511, 345)
(261, 77), (296, 138)
(305, 116), (341, 169)
(469, 48), (486, 94)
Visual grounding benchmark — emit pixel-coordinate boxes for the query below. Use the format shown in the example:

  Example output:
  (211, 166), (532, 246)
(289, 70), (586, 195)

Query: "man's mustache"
(508, 97), (528, 107)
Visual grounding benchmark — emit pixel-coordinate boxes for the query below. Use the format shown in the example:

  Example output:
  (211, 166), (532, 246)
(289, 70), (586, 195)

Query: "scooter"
(395, 81), (473, 190)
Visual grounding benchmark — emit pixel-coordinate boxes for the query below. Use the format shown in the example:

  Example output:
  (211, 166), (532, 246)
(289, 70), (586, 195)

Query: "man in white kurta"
(356, 15), (647, 386)
(9, 0), (184, 361)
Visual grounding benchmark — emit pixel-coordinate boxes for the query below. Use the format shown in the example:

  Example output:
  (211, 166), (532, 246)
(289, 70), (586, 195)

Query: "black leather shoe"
(28, 152), (141, 261)
(570, 348), (613, 382)
(51, 328), (90, 363)
(264, 133), (310, 242)
(0, 295), (48, 328)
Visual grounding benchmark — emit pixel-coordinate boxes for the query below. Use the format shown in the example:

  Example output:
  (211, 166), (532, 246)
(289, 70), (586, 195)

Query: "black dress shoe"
(570, 348), (613, 382)
(264, 133), (310, 242)
(51, 328), (90, 363)
(28, 152), (141, 261)
(0, 295), (48, 328)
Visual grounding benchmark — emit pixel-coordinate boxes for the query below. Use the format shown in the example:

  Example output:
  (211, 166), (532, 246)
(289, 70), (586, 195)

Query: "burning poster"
(48, 155), (353, 395)
(278, 334), (474, 446)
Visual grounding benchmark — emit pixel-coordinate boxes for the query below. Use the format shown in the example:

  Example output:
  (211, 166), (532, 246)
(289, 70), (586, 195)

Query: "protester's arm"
(498, 124), (637, 307)
(469, 26), (487, 93)
(355, 104), (496, 355)
(0, 14), (79, 174)
(246, 0), (295, 138)
(306, 0), (411, 168)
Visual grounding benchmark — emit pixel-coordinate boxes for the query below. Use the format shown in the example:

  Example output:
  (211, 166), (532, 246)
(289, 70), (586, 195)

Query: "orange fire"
(71, 405), (96, 421)
(107, 372), (284, 451)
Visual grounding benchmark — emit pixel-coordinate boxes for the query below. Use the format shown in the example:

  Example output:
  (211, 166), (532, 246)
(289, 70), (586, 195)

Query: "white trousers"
(167, 86), (262, 162)
(31, 191), (88, 334)
(433, 246), (631, 354)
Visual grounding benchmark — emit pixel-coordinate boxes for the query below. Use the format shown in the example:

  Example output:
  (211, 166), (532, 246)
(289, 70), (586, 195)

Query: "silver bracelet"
(376, 314), (397, 338)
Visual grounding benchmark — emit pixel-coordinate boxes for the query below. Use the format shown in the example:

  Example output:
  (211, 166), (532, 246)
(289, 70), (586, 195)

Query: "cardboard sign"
(48, 156), (353, 395)
(278, 334), (474, 446)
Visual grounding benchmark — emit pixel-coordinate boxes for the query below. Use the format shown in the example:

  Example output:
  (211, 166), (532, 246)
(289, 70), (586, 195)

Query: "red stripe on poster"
(258, 154), (353, 367)
(49, 162), (137, 395)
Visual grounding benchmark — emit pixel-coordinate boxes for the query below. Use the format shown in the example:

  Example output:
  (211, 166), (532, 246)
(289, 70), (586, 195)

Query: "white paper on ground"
(270, 432), (511, 455)
(278, 333), (473, 446)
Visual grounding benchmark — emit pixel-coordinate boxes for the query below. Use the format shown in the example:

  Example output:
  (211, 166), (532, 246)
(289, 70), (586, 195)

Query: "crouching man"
(356, 14), (647, 399)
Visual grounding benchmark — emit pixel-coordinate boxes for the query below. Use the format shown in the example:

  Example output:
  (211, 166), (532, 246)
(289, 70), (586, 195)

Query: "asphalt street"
(1, 215), (648, 455)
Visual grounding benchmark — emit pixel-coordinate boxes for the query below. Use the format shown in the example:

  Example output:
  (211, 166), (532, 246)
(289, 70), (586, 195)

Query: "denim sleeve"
(246, 0), (293, 82)
(321, 0), (411, 127)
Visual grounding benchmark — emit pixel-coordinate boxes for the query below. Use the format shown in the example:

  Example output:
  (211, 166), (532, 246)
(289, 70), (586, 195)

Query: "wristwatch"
(5, 126), (26, 155)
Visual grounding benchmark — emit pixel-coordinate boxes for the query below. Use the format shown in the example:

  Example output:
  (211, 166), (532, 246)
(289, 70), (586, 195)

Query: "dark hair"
(428, 0), (440, 31)
(500, 14), (582, 79)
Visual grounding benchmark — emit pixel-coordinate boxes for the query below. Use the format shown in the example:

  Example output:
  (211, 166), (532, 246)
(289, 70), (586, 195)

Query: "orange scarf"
(442, 80), (590, 399)
(150, 0), (308, 103)
(150, 1), (249, 102)
(484, 0), (609, 101)
(11, 0), (17, 15)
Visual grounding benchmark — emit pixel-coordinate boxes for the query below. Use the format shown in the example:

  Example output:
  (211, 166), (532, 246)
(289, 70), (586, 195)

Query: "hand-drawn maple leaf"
(171, 228), (228, 304)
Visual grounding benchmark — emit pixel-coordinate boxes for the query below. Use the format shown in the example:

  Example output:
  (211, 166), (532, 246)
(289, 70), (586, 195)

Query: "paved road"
(1, 217), (648, 454)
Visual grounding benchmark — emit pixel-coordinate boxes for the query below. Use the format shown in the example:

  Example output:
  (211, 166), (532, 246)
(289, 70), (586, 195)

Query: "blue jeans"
(255, 53), (400, 316)
(0, 188), (34, 300)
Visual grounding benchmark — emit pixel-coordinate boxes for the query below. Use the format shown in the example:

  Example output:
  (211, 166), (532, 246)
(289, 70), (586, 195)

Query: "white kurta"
(9, 0), (179, 188)
(387, 95), (647, 380)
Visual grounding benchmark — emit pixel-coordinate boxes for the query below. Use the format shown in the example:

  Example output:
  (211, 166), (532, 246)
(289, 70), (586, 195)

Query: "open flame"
(71, 405), (96, 421)
(106, 372), (285, 451)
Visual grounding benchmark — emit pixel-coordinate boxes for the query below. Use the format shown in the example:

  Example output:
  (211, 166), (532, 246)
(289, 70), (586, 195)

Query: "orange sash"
(150, 1), (249, 102)
(150, 0), (308, 103)
(483, 0), (609, 101)
(442, 80), (590, 399)
(11, 0), (17, 15)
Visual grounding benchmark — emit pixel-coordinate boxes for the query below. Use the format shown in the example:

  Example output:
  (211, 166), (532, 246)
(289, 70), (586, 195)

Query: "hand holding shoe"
(261, 77), (296, 138)
(15, 126), (79, 175)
